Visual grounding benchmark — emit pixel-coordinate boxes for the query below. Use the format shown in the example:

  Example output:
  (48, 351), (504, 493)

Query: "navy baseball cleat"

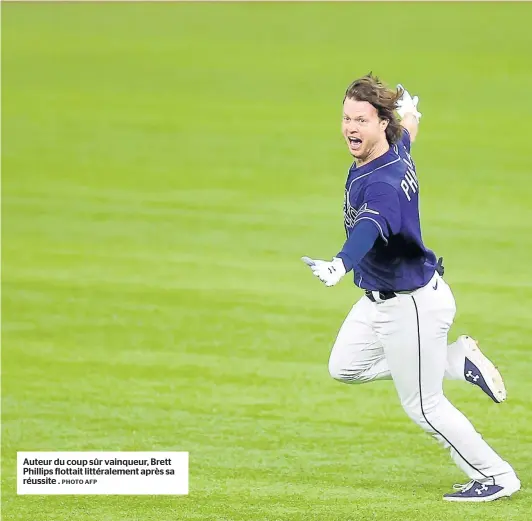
(443, 477), (521, 502)
(458, 335), (507, 403)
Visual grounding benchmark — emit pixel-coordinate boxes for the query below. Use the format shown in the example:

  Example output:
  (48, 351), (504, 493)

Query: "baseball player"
(302, 74), (520, 502)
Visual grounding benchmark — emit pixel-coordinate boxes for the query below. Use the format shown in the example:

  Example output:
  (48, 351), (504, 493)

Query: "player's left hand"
(396, 84), (422, 121)
(301, 256), (346, 287)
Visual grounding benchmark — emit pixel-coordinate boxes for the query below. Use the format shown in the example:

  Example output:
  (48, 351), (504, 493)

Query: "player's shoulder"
(368, 147), (407, 185)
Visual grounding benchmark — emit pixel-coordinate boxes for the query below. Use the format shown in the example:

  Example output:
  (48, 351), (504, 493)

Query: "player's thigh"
(374, 281), (455, 414)
(328, 296), (383, 379)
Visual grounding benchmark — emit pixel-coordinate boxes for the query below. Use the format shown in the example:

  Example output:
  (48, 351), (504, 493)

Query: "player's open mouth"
(348, 136), (362, 150)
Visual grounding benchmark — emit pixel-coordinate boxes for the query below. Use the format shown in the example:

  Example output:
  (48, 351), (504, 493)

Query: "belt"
(365, 290), (398, 303)
(365, 288), (419, 302)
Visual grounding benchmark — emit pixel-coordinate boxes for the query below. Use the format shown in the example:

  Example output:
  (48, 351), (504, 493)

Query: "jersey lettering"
(401, 168), (418, 201)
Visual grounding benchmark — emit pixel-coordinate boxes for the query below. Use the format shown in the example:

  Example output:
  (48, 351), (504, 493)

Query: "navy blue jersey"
(343, 130), (437, 291)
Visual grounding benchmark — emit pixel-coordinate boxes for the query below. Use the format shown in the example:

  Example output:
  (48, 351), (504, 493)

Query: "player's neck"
(356, 141), (390, 168)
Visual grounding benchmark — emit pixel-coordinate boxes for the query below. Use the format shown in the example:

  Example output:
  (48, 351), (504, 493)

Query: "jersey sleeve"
(400, 128), (411, 153)
(337, 219), (380, 273)
(353, 182), (401, 243)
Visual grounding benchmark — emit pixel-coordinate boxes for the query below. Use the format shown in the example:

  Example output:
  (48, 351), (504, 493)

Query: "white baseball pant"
(329, 272), (514, 482)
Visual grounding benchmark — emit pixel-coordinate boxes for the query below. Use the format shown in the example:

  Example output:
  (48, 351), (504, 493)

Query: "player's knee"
(328, 357), (347, 382)
(401, 396), (444, 431)
(402, 402), (422, 424)
(328, 357), (364, 384)
(405, 409), (430, 430)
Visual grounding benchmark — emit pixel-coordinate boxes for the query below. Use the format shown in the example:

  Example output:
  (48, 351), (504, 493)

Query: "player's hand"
(396, 84), (422, 121)
(301, 256), (346, 287)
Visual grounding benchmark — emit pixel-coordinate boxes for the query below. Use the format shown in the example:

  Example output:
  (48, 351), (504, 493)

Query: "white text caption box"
(17, 451), (188, 495)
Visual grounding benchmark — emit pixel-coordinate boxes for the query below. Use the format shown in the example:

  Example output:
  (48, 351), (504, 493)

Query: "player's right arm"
(302, 182), (402, 286)
(301, 182), (401, 286)
(337, 182), (402, 272)
(301, 220), (379, 287)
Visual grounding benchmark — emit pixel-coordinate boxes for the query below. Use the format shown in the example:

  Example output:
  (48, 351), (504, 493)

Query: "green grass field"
(2, 2), (532, 520)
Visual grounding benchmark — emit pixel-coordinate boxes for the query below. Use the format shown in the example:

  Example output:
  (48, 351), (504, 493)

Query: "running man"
(302, 74), (520, 502)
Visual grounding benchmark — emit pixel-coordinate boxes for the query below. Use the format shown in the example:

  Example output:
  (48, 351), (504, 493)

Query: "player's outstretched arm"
(396, 84), (421, 143)
(301, 220), (380, 287)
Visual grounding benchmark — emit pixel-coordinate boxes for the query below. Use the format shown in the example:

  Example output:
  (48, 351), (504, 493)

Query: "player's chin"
(347, 144), (364, 158)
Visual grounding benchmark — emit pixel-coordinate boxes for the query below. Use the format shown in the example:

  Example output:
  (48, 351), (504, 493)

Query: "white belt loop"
(372, 290), (384, 303)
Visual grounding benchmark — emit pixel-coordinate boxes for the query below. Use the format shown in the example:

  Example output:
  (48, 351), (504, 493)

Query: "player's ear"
(380, 118), (389, 132)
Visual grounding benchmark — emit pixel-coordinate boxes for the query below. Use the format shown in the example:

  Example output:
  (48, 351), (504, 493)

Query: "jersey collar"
(349, 145), (396, 175)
